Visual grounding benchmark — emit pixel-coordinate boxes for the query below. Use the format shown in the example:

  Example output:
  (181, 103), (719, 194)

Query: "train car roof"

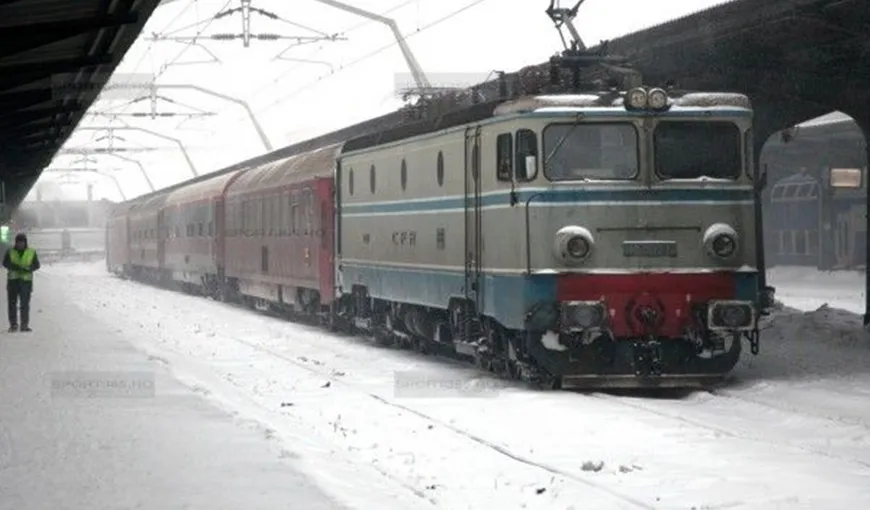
(129, 191), (171, 215)
(226, 143), (341, 198)
(122, 104), (412, 206)
(165, 169), (245, 207)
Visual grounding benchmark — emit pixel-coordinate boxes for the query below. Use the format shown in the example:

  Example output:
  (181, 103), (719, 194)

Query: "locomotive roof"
(342, 91), (752, 154)
(491, 92), (752, 115)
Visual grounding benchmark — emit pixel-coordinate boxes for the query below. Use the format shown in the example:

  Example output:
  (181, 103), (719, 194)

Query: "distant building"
(11, 199), (114, 229)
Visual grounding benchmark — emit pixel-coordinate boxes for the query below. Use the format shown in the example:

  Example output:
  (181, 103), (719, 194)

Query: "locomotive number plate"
(622, 241), (677, 258)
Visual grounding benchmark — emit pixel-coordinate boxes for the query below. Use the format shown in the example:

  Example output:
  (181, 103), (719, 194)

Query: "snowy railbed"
(44, 261), (870, 509)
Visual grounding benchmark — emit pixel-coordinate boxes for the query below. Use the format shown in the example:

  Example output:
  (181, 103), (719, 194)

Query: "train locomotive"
(106, 7), (774, 390)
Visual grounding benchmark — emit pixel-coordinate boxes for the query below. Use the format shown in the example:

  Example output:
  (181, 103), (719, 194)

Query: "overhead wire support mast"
(312, 0), (431, 91)
(43, 167), (127, 200)
(96, 83), (273, 152)
(73, 126), (198, 177)
(149, 0), (346, 51)
(71, 151), (156, 192)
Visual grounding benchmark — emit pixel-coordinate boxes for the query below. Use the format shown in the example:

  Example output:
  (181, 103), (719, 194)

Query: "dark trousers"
(7, 279), (32, 327)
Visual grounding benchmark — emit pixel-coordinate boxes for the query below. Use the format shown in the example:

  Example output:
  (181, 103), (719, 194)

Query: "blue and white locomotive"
(328, 2), (774, 389)
(334, 84), (773, 388)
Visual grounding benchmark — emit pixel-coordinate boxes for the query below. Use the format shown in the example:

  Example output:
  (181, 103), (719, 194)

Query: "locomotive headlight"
(554, 226), (594, 264)
(567, 236), (590, 258)
(647, 88), (668, 109)
(712, 234), (737, 257)
(703, 223), (739, 259)
(626, 87), (647, 109)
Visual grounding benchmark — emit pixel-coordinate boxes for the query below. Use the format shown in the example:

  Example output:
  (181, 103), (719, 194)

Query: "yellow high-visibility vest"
(8, 248), (35, 281)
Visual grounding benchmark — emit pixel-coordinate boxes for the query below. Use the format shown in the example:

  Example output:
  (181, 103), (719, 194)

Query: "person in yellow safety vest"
(2, 233), (40, 332)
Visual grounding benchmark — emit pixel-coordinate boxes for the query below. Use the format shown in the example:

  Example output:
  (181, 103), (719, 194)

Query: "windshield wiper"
(543, 114), (584, 168)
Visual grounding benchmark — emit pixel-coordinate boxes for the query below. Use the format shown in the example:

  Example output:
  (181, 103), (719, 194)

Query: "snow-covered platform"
(4, 261), (870, 510)
(0, 272), (345, 510)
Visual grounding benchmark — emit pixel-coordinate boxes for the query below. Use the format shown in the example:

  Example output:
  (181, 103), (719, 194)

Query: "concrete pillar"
(847, 111), (870, 325)
(861, 117), (870, 325)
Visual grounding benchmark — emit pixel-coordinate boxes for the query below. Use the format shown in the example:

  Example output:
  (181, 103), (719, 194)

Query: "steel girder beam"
(0, 55), (113, 93)
(0, 13), (139, 60)
(0, 105), (82, 126)
(74, 126), (198, 176)
(0, 89), (56, 112)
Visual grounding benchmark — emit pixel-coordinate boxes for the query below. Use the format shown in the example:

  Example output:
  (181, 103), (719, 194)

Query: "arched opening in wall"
(760, 111), (867, 274)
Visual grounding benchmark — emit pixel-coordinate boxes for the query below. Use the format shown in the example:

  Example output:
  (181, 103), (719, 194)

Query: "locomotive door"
(464, 126), (483, 308)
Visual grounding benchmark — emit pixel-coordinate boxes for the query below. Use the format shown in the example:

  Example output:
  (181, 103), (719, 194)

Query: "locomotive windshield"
(654, 121), (742, 180)
(543, 123), (639, 181)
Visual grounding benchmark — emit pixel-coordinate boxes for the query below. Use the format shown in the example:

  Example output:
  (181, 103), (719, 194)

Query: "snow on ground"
(42, 261), (870, 509)
(768, 265), (866, 314)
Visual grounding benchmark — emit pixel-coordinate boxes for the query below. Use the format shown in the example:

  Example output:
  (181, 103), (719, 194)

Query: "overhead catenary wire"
(90, 0), (234, 128)
(243, 0), (421, 101)
(252, 0), (490, 115)
(79, 0), (203, 145)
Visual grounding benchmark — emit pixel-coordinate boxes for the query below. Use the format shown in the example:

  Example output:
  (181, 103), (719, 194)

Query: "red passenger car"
(222, 144), (338, 314)
(128, 193), (169, 282)
(163, 170), (244, 297)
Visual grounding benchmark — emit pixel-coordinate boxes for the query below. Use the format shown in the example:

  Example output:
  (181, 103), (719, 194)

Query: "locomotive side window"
(543, 123), (637, 181)
(348, 168), (354, 196)
(654, 121), (741, 180)
(496, 133), (512, 181)
(436, 151), (444, 187)
(515, 129), (538, 181)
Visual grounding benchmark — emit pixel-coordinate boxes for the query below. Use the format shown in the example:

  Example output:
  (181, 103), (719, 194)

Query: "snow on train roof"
(493, 92), (751, 116)
(226, 143), (342, 196)
(128, 192), (170, 216)
(164, 169), (244, 206)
